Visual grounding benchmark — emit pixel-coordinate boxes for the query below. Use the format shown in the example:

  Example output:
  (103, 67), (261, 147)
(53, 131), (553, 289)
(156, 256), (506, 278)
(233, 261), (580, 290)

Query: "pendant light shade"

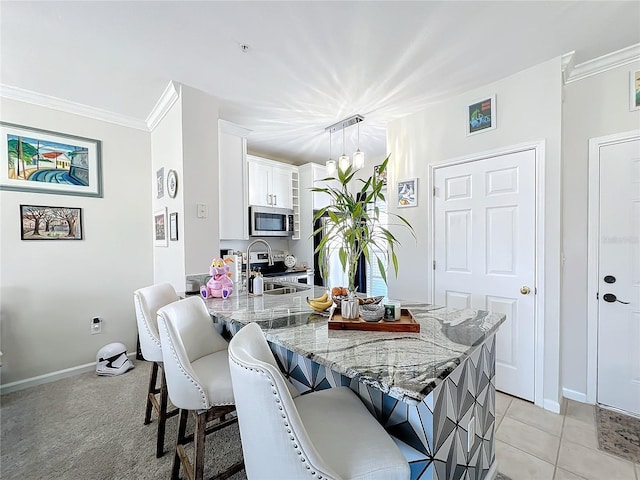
(352, 118), (364, 169)
(339, 125), (350, 170)
(353, 150), (364, 169)
(324, 114), (364, 173)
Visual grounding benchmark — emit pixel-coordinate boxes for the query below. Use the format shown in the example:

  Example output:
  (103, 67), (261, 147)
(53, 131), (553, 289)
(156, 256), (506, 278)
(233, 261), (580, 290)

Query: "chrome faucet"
(245, 238), (274, 287)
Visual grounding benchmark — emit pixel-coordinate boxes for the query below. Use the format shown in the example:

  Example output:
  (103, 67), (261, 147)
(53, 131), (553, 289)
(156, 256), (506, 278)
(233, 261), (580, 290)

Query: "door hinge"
(433, 187), (436, 196)
(596, 292), (599, 300)
(433, 260), (436, 270)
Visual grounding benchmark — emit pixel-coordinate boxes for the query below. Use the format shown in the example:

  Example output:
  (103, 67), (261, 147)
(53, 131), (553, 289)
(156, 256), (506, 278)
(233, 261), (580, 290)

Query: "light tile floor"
(495, 392), (640, 480)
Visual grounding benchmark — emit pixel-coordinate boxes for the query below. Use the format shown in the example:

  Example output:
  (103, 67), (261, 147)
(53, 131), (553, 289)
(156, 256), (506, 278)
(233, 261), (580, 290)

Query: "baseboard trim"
(543, 398), (561, 414)
(562, 387), (588, 404)
(0, 353), (137, 395)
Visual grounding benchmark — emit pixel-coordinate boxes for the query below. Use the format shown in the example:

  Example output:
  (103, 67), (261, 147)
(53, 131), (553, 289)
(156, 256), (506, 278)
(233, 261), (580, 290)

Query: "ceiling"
(1, 1), (639, 165)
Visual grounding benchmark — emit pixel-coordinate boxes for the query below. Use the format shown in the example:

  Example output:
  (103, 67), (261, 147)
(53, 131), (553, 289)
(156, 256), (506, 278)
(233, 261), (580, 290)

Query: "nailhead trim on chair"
(134, 295), (162, 349)
(230, 358), (331, 479)
(160, 320), (209, 410)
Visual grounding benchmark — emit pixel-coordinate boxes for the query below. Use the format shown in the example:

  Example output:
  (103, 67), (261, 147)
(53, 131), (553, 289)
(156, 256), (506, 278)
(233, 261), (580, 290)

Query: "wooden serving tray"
(328, 308), (420, 333)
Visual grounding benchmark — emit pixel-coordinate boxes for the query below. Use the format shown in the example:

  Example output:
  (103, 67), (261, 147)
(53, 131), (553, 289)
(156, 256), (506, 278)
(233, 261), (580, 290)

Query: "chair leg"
(144, 361), (159, 425)
(156, 367), (170, 458)
(194, 412), (207, 480)
(172, 409), (189, 480)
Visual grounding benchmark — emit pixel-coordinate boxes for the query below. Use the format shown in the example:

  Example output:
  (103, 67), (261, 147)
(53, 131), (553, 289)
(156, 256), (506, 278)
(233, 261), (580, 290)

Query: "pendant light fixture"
(325, 129), (336, 175)
(352, 118), (364, 169)
(325, 114), (364, 173)
(338, 125), (350, 170)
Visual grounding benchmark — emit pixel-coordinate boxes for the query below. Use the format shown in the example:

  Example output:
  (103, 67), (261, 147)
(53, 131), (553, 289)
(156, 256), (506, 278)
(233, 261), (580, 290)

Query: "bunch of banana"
(306, 292), (333, 312)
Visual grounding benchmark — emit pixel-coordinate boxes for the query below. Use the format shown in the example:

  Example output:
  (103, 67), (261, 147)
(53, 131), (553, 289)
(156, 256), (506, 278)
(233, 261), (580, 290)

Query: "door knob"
(603, 293), (630, 304)
(520, 286), (531, 295)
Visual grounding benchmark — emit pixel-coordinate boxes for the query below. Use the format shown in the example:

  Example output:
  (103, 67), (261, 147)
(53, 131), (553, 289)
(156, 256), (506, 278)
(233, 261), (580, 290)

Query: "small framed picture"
(466, 95), (496, 136)
(154, 208), (167, 247)
(630, 70), (640, 111)
(20, 204), (83, 240)
(397, 178), (418, 208)
(156, 167), (164, 199)
(169, 212), (178, 241)
(374, 164), (387, 186)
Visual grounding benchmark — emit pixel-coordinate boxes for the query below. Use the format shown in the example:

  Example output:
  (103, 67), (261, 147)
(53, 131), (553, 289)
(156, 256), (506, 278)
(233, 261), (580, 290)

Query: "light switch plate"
(197, 204), (208, 218)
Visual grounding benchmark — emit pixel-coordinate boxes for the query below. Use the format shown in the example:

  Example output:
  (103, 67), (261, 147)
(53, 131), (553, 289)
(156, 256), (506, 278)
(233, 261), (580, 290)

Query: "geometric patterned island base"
(268, 334), (497, 480)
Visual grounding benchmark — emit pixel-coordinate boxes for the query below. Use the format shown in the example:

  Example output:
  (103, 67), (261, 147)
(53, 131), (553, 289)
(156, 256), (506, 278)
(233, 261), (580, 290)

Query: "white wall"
(150, 93), (185, 288)
(561, 60), (640, 398)
(0, 98), (152, 385)
(386, 58), (563, 407)
(181, 85), (220, 275)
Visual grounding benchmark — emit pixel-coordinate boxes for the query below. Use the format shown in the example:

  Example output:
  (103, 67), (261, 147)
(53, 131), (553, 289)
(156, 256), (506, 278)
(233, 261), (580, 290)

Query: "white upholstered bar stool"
(157, 296), (244, 480)
(133, 283), (180, 458)
(228, 322), (411, 480)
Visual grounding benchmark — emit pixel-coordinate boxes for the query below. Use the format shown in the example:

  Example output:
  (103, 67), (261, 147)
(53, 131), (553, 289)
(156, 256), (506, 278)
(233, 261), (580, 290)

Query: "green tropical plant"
(312, 155), (415, 294)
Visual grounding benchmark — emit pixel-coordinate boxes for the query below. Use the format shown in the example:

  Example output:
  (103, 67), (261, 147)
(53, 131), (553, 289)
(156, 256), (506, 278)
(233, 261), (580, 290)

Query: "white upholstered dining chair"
(228, 322), (410, 480)
(157, 296), (244, 480)
(133, 283), (180, 458)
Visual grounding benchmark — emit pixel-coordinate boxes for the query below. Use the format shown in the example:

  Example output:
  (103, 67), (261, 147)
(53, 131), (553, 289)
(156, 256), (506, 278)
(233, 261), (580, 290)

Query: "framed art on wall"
(154, 208), (168, 247)
(20, 204), (83, 240)
(1, 122), (102, 197)
(397, 178), (418, 208)
(466, 95), (496, 136)
(630, 70), (640, 111)
(169, 212), (178, 241)
(156, 167), (164, 198)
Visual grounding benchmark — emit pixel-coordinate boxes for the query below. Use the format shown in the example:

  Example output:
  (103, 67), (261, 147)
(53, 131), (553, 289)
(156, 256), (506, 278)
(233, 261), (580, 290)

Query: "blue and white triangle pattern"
(265, 335), (497, 480)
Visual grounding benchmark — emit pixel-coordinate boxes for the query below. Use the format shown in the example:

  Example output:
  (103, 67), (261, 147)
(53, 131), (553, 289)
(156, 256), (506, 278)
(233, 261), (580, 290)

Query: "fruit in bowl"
(306, 292), (334, 312)
(331, 286), (348, 297)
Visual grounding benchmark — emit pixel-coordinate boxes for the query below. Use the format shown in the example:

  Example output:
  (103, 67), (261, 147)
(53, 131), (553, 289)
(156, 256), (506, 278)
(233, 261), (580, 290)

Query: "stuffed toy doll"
(200, 257), (234, 299)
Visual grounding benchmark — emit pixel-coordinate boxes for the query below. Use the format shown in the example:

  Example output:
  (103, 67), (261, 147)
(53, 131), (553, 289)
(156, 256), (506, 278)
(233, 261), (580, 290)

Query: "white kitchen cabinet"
(219, 120), (251, 240)
(247, 155), (295, 209)
(311, 163), (340, 209)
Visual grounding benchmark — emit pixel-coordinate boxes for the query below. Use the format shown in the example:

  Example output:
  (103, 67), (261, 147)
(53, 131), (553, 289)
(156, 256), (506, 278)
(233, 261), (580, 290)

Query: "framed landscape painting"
(0, 122), (102, 197)
(20, 205), (83, 240)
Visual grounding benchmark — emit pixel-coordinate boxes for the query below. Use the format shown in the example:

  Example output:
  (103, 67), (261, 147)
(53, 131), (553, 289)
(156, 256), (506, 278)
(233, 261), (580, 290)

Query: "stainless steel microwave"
(249, 205), (294, 237)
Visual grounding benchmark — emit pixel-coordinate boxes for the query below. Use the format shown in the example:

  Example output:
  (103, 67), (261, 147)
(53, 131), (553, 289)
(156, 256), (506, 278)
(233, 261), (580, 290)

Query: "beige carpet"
(596, 406), (640, 464)
(1, 360), (512, 480)
(1, 360), (246, 480)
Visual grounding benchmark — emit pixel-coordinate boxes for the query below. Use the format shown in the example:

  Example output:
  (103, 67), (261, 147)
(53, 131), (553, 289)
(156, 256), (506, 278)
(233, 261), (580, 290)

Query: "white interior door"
(597, 138), (640, 416)
(433, 149), (536, 401)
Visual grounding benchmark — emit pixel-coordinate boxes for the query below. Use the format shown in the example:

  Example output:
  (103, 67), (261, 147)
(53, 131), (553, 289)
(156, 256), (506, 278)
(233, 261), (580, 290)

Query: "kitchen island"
(203, 284), (505, 480)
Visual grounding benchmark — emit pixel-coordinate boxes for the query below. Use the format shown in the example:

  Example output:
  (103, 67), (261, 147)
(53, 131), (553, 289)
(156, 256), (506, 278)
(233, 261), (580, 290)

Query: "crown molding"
(564, 43), (640, 84)
(146, 81), (180, 131)
(218, 119), (252, 136)
(0, 84), (148, 130)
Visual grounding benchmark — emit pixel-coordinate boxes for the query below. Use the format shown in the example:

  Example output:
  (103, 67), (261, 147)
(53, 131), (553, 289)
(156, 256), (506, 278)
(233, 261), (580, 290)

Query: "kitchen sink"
(262, 282), (310, 295)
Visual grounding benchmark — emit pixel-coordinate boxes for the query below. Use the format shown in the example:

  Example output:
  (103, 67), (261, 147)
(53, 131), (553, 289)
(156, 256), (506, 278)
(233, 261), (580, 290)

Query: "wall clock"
(167, 170), (178, 198)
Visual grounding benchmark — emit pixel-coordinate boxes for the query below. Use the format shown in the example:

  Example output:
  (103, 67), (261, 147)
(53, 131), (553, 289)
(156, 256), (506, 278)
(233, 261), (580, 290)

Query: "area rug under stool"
(596, 406), (640, 463)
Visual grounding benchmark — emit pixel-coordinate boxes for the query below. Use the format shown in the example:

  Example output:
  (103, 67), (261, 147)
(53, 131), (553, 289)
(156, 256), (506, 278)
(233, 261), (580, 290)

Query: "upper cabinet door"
(270, 166), (293, 209)
(219, 121), (251, 240)
(248, 160), (272, 207)
(311, 163), (338, 210)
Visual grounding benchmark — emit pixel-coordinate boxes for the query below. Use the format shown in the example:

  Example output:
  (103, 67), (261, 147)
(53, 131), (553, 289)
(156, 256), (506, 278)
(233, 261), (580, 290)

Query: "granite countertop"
(203, 284), (505, 404)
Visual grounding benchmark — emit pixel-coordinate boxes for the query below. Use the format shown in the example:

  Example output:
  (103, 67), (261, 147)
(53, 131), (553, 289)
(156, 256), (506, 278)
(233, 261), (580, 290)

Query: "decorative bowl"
(359, 304), (385, 322)
(332, 295), (384, 310)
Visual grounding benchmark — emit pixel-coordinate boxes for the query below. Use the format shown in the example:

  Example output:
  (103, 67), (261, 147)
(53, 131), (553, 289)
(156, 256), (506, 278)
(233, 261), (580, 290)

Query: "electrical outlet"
(91, 316), (102, 335)
(467, 416), (475, 452)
